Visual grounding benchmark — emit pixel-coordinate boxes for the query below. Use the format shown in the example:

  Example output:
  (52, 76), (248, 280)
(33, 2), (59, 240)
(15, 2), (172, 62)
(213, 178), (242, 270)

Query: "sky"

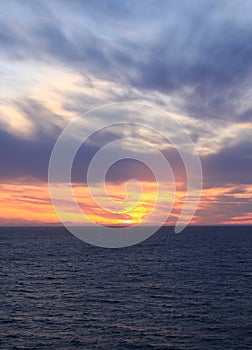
(0, 0), (251, 226)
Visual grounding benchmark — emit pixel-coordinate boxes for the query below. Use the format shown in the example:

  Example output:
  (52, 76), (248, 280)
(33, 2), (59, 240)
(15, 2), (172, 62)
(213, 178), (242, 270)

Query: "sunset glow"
(1, 181), (251, 226)
(0, 1), (251, 227)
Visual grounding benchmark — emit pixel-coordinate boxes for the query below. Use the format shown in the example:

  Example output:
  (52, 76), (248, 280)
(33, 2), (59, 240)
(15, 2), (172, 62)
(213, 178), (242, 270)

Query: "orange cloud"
(0, 181), (251, 226)
(0, 182), (57, 225)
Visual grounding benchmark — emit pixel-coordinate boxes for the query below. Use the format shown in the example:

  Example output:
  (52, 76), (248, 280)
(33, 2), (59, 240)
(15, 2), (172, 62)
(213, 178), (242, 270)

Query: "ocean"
(0, 226), (251, 350)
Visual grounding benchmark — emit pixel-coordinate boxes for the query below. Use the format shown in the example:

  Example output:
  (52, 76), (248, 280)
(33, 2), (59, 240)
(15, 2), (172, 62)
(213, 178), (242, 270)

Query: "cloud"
(14, 98), (63, 140)
(194, 184), (252, 224)
(0, 0), (251, 225)
(0, 127), (53, 181)
(0, 112), (251, 190)
(240, 108), (252, 122)
(202, 140), (252, 187)
(0, 20), (19, 47)
(1, 0), (251, 125)
(1, 0), (252, 120)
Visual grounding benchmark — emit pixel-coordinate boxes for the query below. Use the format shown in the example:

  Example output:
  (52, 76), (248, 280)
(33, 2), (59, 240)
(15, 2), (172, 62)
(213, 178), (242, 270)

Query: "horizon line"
(0, 224), (251, 228)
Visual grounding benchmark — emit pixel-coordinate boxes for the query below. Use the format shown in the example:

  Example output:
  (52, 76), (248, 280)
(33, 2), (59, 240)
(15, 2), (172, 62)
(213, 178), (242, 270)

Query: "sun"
(122, 219), (133, 225)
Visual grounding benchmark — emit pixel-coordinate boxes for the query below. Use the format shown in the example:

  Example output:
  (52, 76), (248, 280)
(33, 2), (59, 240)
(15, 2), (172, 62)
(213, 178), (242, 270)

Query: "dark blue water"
(0, 226), (251, 350)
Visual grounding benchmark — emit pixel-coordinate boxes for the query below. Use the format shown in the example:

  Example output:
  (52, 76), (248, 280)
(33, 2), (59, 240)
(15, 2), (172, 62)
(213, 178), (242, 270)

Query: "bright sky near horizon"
(0, 0), (251, 226)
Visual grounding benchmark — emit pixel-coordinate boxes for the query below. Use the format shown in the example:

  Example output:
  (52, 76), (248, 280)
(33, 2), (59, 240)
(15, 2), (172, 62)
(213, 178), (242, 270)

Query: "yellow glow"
(0, 181), (251, 226)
